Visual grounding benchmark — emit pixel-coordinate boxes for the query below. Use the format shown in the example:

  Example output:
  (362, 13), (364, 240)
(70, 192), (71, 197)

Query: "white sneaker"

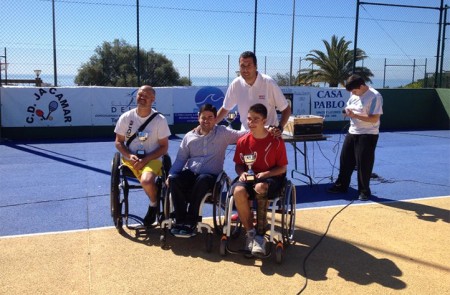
(251, 235), (267, 258)
(245, 229), (256, 253)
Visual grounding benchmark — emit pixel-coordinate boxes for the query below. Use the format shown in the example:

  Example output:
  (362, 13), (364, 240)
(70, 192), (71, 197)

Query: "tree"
(74, 39), (190, 87)
(296, 35), (373, 87)
(273, 73), (296, 86)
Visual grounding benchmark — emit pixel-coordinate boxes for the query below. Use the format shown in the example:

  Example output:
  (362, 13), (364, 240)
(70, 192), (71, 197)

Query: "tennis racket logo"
(35, 100), (59, 121)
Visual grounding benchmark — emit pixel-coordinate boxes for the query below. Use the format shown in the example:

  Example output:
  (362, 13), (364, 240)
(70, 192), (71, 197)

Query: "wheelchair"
(159, 171), (231, 252)
(110, 152), (172, 236)
(219, 177), (296, 264)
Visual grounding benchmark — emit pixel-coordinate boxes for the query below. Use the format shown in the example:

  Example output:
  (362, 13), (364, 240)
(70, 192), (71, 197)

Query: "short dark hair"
(240, 51), (257, 67)
(248, 103), (267, 119)
(345, 74), (366, 91)
(199, 103), (217, 117)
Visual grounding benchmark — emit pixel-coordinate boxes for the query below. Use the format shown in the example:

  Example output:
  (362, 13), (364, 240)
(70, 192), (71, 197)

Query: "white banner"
(172, 86), (228, 123)
(1, 86), (174, 127)
(1, 87), (90, 127)
(1, 85), (347, 127)
(281, 86), (349, 122)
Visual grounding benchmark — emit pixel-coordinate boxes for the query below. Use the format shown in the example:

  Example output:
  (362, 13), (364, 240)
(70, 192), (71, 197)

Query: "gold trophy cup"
(225, 111), (238, 127)
(240, 152), (257, 182)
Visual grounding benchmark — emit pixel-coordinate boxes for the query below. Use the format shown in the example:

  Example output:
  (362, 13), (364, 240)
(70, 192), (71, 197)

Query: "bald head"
(140, 85), (155, 95)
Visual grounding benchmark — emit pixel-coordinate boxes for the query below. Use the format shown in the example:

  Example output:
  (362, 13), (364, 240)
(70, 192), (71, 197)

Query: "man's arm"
(269, 106), (291, 137)
(131, 136), (169, 171)
(235, 163), (247, 182)
(146, 137), (169, 161)
(115, 134), (133, 159)
(216, 107), (230, 125)
(279, 106), (292, 129)
(256, 165), (287, 179)
(345, 110), (381, 123)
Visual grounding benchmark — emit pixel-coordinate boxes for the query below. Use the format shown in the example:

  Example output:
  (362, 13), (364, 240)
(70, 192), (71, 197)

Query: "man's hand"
(268, 125), (283, 138)
(129, 154), (146, 170)
(238, 172), (249, 182)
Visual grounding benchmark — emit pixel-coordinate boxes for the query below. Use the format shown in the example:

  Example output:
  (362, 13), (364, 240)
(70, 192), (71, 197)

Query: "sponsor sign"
(1, 86), (348, 127)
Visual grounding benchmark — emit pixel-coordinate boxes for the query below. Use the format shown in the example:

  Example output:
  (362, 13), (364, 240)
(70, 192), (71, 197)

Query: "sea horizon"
(3, 73), (417, 89)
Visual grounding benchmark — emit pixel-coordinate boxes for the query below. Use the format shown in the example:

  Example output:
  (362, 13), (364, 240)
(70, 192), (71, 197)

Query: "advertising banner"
(1, 85), (348, 127)
(91, 87), (174, 125)
(172, 86), (228, 123)
(1, 87), (90, 127)
(282, 86), (349, 122)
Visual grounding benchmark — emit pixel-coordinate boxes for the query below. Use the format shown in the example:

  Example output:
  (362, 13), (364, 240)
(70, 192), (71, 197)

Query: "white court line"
(1, 195), (448, 240)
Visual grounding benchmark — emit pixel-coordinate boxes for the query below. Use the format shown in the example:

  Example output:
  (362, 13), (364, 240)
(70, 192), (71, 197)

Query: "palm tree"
(296, 35), (373, 87)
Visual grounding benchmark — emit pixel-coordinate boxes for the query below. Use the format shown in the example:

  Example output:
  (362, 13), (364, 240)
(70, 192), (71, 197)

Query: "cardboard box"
(283, 115), (324, 136)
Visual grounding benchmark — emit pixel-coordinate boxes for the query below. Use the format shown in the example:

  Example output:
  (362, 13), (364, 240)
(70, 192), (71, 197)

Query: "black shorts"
(231, 175), (285, 200)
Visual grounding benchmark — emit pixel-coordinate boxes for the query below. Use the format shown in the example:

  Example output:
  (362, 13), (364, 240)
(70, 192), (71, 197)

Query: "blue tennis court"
(0, 130), (449, 237)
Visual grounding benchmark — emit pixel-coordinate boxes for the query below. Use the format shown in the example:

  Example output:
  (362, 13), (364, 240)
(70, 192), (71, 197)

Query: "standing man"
(114, 85), (171, 226)
(232, 103), (288, 258)
(327, 75), (383, 201)
(167, 104), (246, 236)
(216, 51), (291, 136)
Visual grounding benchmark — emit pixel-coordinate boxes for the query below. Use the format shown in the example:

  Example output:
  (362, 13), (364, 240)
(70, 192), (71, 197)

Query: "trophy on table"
(240, 152), (257, 182)
(136, 131), (148, 159)
(225, 111), (238, 128)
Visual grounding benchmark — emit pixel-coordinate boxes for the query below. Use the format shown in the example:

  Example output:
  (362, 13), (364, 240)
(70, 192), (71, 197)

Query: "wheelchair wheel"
(275, 242), (284, 264)
(219, 235), (228, 256)
(160, 230), (167, 249)
(155, 177), (166, 224)
(281, 180), (296, 245)
(110, 152), (123, 229)
(163, 189), (171, 223)
(212, 173), (230, 235)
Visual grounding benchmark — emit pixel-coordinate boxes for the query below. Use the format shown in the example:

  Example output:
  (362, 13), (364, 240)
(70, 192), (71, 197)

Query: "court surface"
(0, 130), (449, 294)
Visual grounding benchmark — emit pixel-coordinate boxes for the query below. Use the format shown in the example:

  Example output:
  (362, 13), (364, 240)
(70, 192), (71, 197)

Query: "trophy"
(240, 152), (257, 182)
(225, 111), (238, 128)
(136, 131), (148, 159)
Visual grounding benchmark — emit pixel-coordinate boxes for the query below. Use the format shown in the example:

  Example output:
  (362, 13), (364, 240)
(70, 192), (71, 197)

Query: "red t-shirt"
(233, 132), (288, 174)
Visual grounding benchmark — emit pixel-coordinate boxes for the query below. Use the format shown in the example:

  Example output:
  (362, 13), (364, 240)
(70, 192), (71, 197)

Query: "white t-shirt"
(223, 72), (289, 130)
(346, 87), (383, 135)
(114, 108), (171, 159)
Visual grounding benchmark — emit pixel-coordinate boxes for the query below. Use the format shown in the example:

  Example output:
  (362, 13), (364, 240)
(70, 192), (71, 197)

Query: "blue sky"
(1, 0), (449, 87)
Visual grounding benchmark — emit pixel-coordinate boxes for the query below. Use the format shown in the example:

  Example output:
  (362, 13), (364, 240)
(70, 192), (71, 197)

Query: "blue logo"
(194, 87), (224, 110)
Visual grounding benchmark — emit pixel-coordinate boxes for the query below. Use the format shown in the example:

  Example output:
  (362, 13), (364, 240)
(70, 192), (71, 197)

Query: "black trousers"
(337, 133), (379, 196)
(170, 169), (216, 226)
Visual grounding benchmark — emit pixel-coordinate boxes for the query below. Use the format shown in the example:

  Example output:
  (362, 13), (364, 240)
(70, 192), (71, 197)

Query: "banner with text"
(1, 86), (347, 127)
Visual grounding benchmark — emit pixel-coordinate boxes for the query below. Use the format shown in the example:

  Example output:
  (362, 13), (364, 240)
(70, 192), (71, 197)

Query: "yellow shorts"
(122, 158), (163, 179)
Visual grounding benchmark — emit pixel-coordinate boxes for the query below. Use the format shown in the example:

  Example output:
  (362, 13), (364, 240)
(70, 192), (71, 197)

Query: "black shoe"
(358, 193), (370, 201)
(327, 184), (348, 194)
(170, 224), (182, 235)
(143, 206), (157, 227)
(177, 224), (197, 237)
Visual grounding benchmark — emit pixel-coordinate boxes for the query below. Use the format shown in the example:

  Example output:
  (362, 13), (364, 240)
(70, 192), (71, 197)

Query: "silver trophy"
(136, 131), (149, 159)
(240, 152), (257, 182)
(225, 111), (238, 127)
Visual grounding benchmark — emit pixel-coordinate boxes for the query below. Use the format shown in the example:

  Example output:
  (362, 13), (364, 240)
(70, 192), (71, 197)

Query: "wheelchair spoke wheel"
(281, 180), (296, 245)
(163, 190), (171, 223)
(212, 174), (230, 235)
(111, 152), (122, 229)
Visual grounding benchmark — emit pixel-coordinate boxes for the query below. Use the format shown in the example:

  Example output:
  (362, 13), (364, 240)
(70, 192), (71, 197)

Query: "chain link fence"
(0, 0), (448, 88)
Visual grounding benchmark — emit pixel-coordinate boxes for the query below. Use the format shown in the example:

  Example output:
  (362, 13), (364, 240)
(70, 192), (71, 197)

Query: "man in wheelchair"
(232, 103), (288, 258)
(114, 85), (171, 227)
(167, 103), (246, 236)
